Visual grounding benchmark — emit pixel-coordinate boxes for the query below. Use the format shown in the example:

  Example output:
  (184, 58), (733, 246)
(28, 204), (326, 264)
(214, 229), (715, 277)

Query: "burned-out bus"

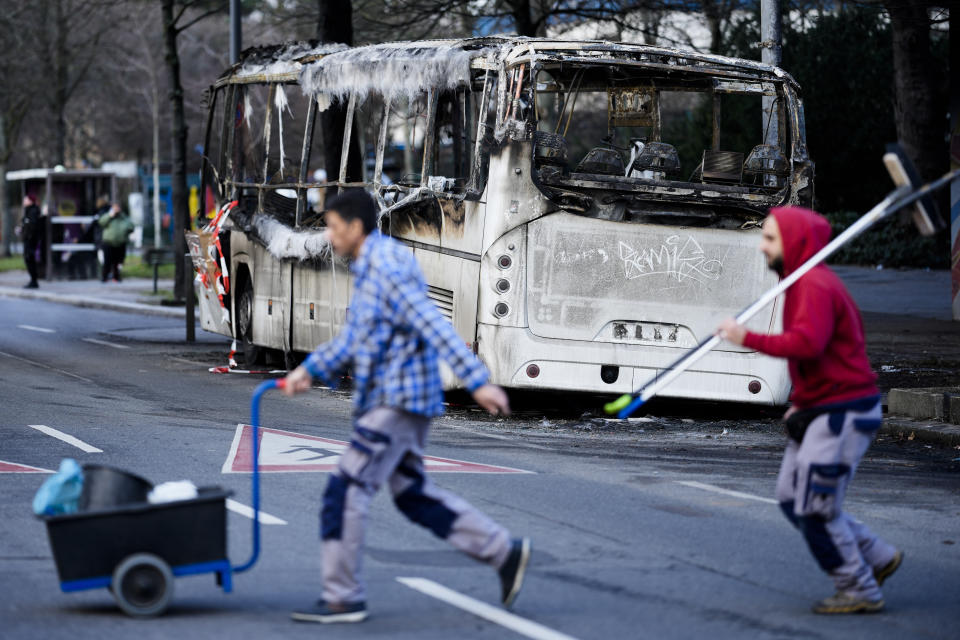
(191, 37), (814, 404)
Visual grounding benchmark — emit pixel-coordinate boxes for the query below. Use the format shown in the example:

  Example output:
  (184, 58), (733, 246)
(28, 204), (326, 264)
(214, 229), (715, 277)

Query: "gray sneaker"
(291, 600), (368, 623)
(498, 537), (531, 608)
(811, 592), (884, 615)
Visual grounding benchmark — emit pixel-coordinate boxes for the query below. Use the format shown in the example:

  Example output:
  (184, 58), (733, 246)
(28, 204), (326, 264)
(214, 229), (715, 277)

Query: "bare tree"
(0, 1), (41, 256)
(34, 0), (120, 166)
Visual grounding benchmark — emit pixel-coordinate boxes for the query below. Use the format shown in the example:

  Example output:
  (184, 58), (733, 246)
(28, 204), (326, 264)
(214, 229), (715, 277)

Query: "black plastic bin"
(78, 464), (153, 511)
(41, 486), (234, 616)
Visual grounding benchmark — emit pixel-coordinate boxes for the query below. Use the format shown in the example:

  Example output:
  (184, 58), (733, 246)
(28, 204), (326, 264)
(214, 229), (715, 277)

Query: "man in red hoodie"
(718, 206), (902, 614)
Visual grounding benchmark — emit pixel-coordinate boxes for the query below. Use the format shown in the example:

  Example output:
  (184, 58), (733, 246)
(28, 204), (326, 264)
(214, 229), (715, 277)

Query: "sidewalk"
(0, 269), (188, 319)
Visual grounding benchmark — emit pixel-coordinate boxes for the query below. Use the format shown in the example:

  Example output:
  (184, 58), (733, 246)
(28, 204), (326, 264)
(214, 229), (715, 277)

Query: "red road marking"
(0, 460), (53, 473)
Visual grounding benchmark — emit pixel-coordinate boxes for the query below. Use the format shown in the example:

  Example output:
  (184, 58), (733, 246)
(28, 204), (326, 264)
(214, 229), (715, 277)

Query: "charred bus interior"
(522, 63), (798, 228)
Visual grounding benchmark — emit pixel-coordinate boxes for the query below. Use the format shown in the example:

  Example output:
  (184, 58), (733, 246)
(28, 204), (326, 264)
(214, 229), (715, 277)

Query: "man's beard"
(767, 255), (784, 276)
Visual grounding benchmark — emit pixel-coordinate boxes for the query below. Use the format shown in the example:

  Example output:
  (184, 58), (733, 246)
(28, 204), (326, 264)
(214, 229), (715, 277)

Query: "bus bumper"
(476, 324), (791, 405)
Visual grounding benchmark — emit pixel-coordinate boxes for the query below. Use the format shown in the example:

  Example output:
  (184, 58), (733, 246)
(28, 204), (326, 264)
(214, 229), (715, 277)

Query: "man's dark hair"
(325, 189), (378, 234)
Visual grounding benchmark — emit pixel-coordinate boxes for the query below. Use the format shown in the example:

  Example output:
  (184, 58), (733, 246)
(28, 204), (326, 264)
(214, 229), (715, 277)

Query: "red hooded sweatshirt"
(743, 206), (878, 409)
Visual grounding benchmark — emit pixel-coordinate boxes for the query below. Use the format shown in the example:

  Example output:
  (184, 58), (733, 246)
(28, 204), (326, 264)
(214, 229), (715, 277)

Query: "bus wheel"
(237, 280), (263, 365)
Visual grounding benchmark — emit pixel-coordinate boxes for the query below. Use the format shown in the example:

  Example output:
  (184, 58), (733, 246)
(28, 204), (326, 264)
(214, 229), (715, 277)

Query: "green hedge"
(824, 211), (950, 269)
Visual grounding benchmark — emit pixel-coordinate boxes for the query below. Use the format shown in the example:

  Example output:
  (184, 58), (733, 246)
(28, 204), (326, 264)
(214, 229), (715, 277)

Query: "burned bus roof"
(215, 37), (799, 96)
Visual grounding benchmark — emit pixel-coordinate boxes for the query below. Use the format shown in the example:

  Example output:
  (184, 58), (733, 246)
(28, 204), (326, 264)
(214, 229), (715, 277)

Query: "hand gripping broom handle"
(609, 165), (960, 419)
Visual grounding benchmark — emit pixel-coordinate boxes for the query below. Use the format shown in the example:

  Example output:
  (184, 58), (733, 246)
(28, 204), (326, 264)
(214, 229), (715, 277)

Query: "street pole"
(760, 0), (781, 186)
(230, 0), (241, 65)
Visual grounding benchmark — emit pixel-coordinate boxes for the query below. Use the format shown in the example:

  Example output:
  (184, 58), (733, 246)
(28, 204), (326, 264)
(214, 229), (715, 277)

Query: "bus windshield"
(527, 63), (792, 227)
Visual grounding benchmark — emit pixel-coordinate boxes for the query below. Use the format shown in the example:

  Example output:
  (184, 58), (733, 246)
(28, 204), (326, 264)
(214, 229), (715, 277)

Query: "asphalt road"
(1, 296), (958, 640)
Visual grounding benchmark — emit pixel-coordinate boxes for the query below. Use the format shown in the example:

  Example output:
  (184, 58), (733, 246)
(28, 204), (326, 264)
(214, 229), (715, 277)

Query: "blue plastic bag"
(32, 459), (84, 516)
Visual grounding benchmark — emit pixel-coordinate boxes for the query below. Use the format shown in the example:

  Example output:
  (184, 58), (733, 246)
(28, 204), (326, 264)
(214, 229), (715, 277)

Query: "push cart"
(38, 379), (283, 616)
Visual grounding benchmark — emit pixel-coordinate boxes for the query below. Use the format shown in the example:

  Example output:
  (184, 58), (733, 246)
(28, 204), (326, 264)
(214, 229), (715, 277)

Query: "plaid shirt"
(303, 232), (489, 417)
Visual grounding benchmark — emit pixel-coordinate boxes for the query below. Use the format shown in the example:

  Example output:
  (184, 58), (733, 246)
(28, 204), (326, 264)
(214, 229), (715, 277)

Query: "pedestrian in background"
(17, 195), (42, 288)
(718, 206), (902, 615)
(282, 189), (530, 624)
(86, 195), (111, 277)
(98, 202), (134, 282)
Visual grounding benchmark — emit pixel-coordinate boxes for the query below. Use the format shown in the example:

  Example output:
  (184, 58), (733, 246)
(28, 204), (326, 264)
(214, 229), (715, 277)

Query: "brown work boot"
(811, 592), (884, 615)
(873, 550), (903, 587)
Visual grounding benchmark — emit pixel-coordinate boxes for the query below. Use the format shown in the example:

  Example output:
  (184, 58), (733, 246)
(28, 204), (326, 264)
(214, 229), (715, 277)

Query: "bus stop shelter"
(6, 168), (117, 280)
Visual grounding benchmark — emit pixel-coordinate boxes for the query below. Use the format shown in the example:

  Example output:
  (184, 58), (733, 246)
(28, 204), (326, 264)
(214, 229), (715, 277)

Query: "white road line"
(397, 577), (580, 640)
(676, 480), (778, 505)
(0, 350), (94, 383)
(18, 324), (56, 333)
(225, 499), (287, 525)
(27, 424), (103, 453)
(81, 337), (130, 350)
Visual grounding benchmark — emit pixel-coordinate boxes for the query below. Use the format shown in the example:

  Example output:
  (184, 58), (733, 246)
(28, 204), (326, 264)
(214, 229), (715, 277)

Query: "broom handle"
(616, 187), (907, 418)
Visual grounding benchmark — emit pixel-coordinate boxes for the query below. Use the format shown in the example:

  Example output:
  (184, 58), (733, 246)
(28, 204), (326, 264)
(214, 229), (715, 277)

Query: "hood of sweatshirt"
(769, 205), (832, 276)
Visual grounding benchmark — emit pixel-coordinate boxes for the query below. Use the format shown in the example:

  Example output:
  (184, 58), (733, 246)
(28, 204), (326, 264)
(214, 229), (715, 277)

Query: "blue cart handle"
(233, 378), (285, 573)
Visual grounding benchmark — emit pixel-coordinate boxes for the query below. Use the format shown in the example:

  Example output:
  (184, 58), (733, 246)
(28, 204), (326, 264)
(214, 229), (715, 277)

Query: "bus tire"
(237, 279), (263, 366)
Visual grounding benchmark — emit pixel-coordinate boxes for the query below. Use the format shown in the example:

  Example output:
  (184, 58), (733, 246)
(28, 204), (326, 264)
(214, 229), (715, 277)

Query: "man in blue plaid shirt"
(283, 190), (530, 624)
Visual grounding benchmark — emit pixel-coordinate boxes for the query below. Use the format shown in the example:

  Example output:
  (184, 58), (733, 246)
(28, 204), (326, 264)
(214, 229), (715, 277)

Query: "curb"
(0, 286), (193, 319)
(880, 418), (960, 448)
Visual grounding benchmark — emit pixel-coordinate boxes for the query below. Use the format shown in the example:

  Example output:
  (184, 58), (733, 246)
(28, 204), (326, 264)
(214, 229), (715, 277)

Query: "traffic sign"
(222, 424), (532, 474)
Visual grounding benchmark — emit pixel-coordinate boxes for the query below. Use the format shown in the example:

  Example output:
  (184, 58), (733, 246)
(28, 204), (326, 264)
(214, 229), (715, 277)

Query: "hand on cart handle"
(281, 366), (311, 396)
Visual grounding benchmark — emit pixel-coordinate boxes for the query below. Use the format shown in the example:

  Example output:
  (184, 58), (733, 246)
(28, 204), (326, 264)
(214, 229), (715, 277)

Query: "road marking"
(225, 498), (287, 525)
(0, 350), (94, 383)
(676, 480), (778, 505)
(27, 424), (102, 453)
(0, 459), (54, 473)
(18, 324), (55, 333)
(81, 337), (129, 350)
(223, 424), (534, 474)
(397, 577), (579, 640)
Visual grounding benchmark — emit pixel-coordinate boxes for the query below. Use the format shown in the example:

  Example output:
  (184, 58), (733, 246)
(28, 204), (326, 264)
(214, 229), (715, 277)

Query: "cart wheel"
(111, 553), (174, 617)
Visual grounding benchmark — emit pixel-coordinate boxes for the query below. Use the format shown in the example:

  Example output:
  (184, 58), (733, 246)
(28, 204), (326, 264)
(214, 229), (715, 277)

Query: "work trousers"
(775, 395), (896, 600)
(320, 406), (512, 604)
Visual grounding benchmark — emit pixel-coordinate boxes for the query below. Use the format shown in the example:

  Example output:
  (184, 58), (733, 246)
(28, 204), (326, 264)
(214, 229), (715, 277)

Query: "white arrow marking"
(18, 324), (56, 333)
(81, 338), (130, 350)
(675, 480), (777, 505)
(28, 424), (103, 453)
(397, 577), (580, 640)
(226, 499), (287, 525)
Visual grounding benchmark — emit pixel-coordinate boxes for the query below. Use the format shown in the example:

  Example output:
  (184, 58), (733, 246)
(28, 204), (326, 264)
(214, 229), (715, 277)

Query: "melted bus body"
(194, 37), (814, 404)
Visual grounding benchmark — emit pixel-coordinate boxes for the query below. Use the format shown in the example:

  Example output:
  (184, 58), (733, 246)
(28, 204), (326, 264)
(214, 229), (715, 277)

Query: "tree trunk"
(316, 0), (362, 186)
(886, 2), (943, 182)
(0, 160), (9, 258)
(701, 0), (725, 54)
(163, 0), (189, 300)
(511, 0), (537, 37)
(0, 109), (10, 257)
